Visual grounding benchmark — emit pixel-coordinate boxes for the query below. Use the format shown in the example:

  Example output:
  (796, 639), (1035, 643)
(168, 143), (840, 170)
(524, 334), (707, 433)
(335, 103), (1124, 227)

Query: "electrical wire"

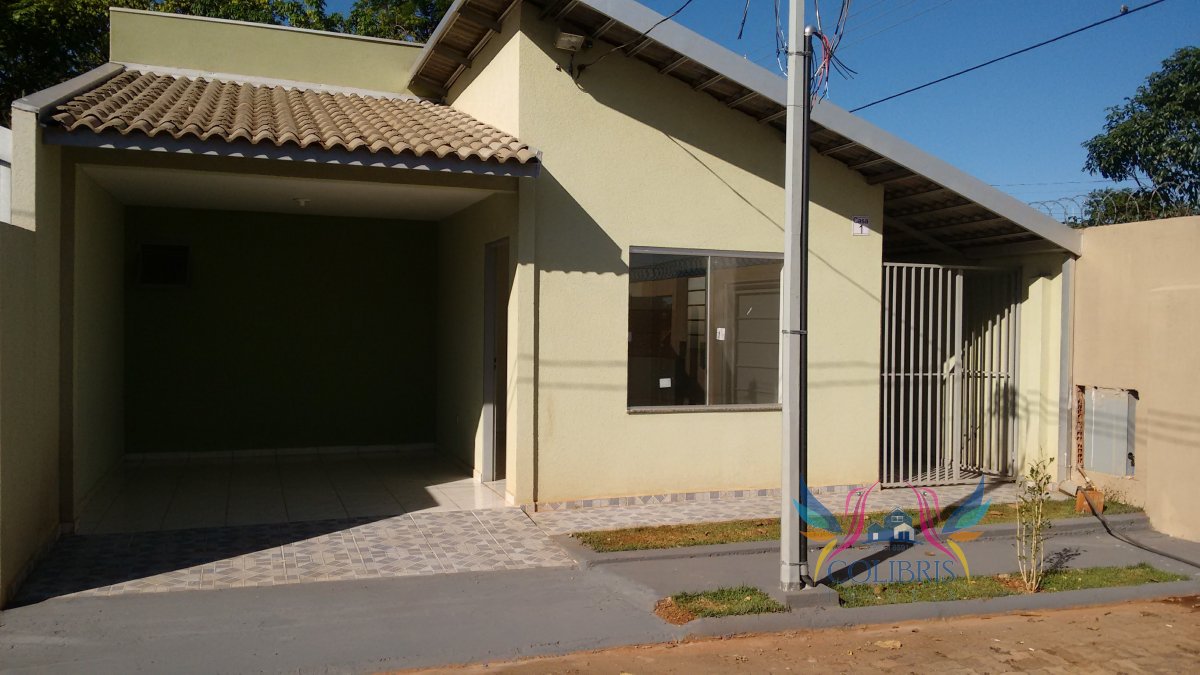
(574, 0), (698, 77)
(1079, 489), (1200, 571)
(849, 0), (1172, 113)
(839, 0), (956, 51)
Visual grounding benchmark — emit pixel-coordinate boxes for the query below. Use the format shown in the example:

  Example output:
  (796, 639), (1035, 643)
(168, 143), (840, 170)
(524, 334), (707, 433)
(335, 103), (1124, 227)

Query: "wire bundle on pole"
(809, 0), (857, 102)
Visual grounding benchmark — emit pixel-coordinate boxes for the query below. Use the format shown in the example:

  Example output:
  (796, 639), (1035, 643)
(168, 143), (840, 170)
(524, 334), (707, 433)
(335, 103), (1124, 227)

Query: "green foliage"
(1016, 458), (1053, 593)
(1069, 186), (1200, 228)
(0, 0), (452, 126)
(344, 0), (452, 42)
(669, 586), (788, 618)
(837, 563), (1186, 607)
(1082, 47), (1200, 210)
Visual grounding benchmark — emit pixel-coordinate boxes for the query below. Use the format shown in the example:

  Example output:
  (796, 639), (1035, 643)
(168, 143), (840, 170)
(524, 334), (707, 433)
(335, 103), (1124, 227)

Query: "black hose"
(1079, 489), (1200, 571)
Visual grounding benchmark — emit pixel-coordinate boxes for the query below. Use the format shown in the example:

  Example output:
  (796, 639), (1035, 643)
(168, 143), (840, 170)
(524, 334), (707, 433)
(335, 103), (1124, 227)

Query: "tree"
(344, 1), (452, 43)
(0, 0), (451, 126)
(1082, 47), (1200, 210)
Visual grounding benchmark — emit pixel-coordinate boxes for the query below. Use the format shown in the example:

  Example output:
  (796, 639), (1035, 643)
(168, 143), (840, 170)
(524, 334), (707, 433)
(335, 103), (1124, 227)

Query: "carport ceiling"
(82, 165), (497, 221)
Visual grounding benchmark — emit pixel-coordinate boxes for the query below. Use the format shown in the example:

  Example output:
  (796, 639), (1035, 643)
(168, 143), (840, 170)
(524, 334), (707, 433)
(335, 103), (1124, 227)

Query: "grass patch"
(576, 519), (779, 552)
(655, 585), (787, 624)
(574, 498), (1141, 552)
(837, 563), (1186, 608)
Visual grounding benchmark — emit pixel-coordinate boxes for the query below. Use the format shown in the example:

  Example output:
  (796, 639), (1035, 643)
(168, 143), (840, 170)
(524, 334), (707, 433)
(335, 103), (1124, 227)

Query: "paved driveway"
(15, 509), (572, 604)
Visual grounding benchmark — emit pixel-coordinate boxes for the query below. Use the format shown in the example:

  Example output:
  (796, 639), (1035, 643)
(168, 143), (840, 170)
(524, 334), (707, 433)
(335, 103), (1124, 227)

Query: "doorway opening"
(482, 238), (510, 483)
(880, 263), (1021, 487)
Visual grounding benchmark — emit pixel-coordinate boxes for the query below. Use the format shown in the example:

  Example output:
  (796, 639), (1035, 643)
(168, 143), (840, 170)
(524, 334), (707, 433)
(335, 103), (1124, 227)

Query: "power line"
(848, 0), (1171, 113)
(990, 179), (1120, 187)
(839, 0), (957, 51)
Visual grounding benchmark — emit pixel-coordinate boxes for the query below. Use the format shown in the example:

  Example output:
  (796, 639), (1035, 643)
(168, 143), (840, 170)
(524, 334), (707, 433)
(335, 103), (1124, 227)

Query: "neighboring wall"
(108, 8), (423, 94)
(1073, 216), (1200, 541)
(71, 170), (125, 513)
(125, 208), (437, 454)
(507, 9), (884, 503)
(1, 112), (62, 604)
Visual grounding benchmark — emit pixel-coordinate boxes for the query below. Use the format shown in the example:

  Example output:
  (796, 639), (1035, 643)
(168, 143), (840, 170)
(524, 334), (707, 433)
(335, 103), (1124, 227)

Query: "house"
(867, 508), (915, 544)
(0, 0), (1080, 603)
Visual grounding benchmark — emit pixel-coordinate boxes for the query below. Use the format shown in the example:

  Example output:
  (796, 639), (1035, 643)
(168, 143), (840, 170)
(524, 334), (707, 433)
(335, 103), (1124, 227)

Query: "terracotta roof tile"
(53, 70), (539, 165)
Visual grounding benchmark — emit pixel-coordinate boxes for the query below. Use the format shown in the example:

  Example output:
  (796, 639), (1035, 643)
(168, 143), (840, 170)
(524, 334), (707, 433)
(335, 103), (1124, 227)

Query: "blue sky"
(327, 1), (1198, 204)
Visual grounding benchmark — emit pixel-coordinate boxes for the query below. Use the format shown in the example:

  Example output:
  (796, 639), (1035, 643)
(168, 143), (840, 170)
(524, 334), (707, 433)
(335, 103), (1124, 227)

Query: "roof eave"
(812, 102), (1081, 255)
(43, 127), (542, 179)
(407, 0), (470, 93)
(573, 0), (1080, 256)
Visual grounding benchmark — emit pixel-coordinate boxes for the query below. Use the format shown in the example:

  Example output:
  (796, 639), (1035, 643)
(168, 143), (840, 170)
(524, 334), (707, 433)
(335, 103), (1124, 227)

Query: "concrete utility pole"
(780, 0), (814, 593)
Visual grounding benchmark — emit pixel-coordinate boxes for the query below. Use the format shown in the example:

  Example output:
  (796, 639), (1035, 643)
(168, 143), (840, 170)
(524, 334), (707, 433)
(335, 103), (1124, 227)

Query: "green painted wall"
(72, 170), (125, 512)
(124, 208), (437, 454)
(1, 112), (63, 604)
(109, 8), (423, 94)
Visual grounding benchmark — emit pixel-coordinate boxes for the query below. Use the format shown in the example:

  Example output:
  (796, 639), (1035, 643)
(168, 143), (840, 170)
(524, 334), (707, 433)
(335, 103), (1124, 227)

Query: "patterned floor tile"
(14, 507), (571, 603)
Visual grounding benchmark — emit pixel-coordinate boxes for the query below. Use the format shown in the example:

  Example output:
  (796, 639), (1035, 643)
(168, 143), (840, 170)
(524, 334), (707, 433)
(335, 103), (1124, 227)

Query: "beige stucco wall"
(0, 111), (62, 604)
(447, 10), (521, 139)
(1012, 253), (1067, 475)
(1073, 216), (1200, 541)
(503, 10), (883, 503)
(70, 169), (125, 515)
(434, 192), (532, 497)
(108, 8), (423, 94)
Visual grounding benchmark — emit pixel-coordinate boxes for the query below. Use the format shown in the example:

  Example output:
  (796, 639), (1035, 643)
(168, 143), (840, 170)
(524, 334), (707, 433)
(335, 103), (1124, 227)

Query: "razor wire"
(1028, 182), (1200, 228)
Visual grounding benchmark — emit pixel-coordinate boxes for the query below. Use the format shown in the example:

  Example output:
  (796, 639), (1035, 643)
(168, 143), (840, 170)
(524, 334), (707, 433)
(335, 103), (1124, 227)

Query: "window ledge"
(627, 404), (782, 415)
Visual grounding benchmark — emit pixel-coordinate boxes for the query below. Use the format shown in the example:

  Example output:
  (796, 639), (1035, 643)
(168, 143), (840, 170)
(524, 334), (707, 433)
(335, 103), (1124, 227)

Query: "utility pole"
(780, 0), (814, 593)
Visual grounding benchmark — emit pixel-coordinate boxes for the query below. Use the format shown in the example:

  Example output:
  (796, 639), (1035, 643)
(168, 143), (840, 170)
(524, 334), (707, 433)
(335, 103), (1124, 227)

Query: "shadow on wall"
(530, 33), (883, 308)
(534, 170), (627, 276)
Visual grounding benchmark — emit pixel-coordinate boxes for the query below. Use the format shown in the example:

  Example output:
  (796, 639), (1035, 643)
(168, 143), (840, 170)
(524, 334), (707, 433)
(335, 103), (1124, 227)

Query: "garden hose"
(1078, 489), (1200, 571)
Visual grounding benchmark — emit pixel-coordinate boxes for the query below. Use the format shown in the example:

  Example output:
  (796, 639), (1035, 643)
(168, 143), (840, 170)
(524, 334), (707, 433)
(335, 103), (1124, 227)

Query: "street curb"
(680, 578), (1200, 638)
(556, 513), (1151, 568)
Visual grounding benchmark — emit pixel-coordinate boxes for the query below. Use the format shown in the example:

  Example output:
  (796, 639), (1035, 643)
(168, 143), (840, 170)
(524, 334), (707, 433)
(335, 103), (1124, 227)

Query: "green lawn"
(658, 586), (788, 624)
(574, 498), (1142, 553)
(836, 563), (1186, 608)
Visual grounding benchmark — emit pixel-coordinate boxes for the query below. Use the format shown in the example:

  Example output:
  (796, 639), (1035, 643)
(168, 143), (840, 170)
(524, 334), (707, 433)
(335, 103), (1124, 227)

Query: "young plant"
(1016, 458), (1054, 592)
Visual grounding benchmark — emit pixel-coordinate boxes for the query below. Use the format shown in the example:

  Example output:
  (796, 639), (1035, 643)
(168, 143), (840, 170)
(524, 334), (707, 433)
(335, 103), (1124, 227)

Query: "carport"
(37, 66), (537, 534)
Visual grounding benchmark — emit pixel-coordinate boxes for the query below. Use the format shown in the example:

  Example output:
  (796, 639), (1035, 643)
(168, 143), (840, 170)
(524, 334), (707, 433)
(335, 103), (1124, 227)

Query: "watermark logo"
(793, 478), (992, 582)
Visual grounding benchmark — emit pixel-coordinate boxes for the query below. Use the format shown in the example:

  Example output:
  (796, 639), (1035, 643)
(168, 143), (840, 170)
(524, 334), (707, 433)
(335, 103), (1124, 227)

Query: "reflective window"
(628, 251), (782, 407)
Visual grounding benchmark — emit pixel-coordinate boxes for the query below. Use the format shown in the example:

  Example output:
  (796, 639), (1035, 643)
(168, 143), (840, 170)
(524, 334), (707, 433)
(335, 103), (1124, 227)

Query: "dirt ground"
(418, 595), (1200, 674)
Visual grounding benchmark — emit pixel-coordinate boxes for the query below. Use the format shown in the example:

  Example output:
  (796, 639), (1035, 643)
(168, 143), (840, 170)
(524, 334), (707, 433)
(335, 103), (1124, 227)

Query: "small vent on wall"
(138, 244), (190, 286)
(1080, 385), (1137, 476)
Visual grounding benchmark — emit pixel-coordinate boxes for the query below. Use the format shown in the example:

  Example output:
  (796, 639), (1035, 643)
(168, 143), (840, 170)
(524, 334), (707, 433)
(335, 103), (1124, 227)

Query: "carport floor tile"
(17, 508), (571, 603)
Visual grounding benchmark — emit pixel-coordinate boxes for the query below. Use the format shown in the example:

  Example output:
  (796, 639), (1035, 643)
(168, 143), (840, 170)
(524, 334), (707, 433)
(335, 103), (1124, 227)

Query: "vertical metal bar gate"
(881, 264), (1020, 487)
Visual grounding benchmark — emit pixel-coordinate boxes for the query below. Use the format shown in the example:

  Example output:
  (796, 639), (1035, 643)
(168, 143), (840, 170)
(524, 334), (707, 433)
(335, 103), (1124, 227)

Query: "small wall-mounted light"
(293, 198), (311, 208)
(554, 30), (586, 52)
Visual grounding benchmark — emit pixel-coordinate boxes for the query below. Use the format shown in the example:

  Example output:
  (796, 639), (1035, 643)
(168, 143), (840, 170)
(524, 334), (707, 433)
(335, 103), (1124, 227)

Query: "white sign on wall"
(851, 216), (871, 236)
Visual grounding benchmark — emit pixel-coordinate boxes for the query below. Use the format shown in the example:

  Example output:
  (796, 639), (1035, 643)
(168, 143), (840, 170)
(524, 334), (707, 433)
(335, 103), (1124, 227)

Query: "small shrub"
(1017, 458), (1054, 592)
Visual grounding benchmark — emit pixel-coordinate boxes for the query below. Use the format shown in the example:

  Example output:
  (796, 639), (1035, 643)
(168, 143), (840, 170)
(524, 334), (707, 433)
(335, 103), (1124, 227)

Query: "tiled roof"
(52, 69), (538, 165)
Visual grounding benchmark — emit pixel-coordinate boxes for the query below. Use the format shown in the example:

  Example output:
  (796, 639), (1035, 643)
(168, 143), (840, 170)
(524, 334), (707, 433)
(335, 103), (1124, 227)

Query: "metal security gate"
(881, 264), (1020, 487)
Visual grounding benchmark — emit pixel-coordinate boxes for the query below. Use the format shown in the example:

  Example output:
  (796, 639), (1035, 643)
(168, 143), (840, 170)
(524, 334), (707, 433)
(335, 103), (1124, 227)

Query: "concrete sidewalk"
(1, 522), (1197, 673)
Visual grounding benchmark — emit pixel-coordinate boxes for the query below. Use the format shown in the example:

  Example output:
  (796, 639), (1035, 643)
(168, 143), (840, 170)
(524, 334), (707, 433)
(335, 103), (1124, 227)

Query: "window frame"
(627, 246), (784, 414)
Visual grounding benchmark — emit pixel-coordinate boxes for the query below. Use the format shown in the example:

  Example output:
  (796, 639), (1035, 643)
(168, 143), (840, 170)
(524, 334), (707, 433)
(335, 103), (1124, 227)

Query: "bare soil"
(413, 595), (1200, 674)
